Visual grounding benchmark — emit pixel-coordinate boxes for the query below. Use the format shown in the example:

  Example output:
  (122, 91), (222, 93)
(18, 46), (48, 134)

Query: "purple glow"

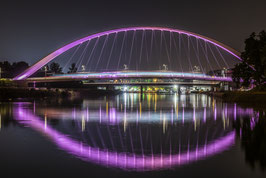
(14, 105), (235, 171)
(109, 108), (117, 124)
(234, 103), (237, 120)
(13, 27), (242, 80)
(86, 107), (89, 121)
(37, 104), (254, 124)
(182, 105), (185, 124)
(204, 107), (206, 122)
(27, 71), (233, 82)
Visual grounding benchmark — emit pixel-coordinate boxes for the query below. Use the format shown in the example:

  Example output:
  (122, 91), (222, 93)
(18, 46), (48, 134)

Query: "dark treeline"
(0, 61), (29, 78)
(232, 30), (266, 89)
(0, 61), (79, 78)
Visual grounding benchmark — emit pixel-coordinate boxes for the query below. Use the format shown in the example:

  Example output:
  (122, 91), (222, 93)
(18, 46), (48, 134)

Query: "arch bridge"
(13, 26), (241, 89)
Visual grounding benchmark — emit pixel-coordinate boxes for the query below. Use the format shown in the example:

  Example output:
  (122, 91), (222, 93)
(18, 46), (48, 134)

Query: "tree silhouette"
(0, 61), (29, 78)
(12, 61), (29, 77)
(232, 62), (252, 87)
(232, 31), (266, 87)
(50, 62), (62, 74)
(68, 63), (77, 73)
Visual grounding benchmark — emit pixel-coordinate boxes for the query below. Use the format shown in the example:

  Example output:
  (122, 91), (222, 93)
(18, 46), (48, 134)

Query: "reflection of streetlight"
(124, 86), (128, 91)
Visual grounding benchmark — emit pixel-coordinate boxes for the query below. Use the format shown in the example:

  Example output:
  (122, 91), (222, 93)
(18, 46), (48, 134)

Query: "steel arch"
(13, 27), (241, 80)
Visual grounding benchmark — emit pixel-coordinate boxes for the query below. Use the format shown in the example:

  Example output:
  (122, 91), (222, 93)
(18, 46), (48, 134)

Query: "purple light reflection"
(13, 104), (235, 171)
(109, 108), (117, 124)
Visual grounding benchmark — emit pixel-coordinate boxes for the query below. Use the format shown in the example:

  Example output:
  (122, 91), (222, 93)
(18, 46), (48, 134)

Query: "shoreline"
(0, 87), (71, 101)
(207, 91), (266, 108)
(1, 87), (266, 108)
(0, 87), (122, 101)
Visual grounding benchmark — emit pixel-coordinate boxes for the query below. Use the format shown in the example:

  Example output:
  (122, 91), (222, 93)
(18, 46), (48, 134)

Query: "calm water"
(0, 93), (265, 178)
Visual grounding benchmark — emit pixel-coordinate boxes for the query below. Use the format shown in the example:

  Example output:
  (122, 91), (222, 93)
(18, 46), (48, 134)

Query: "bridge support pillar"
(107, 85), (115, 91)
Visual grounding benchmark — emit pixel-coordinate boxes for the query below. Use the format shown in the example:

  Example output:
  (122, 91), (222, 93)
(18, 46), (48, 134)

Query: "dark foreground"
(0, 93), (265, 178)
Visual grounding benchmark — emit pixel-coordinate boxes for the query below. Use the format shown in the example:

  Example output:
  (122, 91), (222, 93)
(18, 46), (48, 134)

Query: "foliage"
(68, 63), (77, 73)
(0, 61), (29, 78)
(232, 31), (266, 88)
(251, 83), (266, 92)
(49, 62), (62, 74)
(41, 65), (50, 71)
(232, 62), (252, 87)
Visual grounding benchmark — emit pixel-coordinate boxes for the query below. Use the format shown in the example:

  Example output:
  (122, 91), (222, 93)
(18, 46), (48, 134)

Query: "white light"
(124, 86), (128, 91)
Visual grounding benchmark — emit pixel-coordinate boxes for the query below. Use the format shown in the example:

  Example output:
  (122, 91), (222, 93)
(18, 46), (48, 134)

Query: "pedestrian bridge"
(26, 71), (231, 87)
(13, 26), (241, 82)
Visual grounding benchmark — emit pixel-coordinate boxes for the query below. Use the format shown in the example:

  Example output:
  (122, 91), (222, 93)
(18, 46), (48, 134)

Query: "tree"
(0, 61), (29, 78)
(232, 62), (252, 88)
(68, 63), (77, 73)
(12, 61), (29, 77)
(232, 31), (266, 88)
(50, 62), (62, 74)
(0, 61), (12, 78)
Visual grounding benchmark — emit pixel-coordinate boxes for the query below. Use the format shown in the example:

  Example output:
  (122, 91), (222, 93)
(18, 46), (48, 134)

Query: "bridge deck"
(27, 71), (232, 84)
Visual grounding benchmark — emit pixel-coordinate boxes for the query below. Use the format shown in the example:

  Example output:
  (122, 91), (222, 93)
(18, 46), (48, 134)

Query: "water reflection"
(0, 94), (264, 172)
(233, 110), (266, 171)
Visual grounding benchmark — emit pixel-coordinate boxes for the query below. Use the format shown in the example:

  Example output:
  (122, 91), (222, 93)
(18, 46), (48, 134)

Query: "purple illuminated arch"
(14, 104), (235, 171)
(13, 27), (241, 80)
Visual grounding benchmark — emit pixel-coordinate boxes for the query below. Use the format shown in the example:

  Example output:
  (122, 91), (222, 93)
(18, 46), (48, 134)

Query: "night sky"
(0, 0), (266, 65)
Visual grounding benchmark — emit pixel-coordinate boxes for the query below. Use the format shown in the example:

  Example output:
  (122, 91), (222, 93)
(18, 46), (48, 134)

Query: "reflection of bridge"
(12, 94), (256, 171)
(14, 102), (235, 171)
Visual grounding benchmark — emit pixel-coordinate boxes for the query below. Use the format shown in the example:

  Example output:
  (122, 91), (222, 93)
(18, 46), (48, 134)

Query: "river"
(0, 93), (265, 178)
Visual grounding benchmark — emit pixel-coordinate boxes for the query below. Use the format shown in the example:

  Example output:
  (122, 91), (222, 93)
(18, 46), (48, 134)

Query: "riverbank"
(208, 91), (266, 108)
(0, 87), (71, 100)
(0, 87), (122, 101)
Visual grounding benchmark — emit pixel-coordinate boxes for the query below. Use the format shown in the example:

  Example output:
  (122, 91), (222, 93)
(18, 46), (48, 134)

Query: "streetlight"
(193, 66), (200, 73)
(162, 64), (168, 71)
(123, 64), (128, 70)
(223, 67), (227, 77)
(44, 66), (48, 77)
(81, 65), (86, 72)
